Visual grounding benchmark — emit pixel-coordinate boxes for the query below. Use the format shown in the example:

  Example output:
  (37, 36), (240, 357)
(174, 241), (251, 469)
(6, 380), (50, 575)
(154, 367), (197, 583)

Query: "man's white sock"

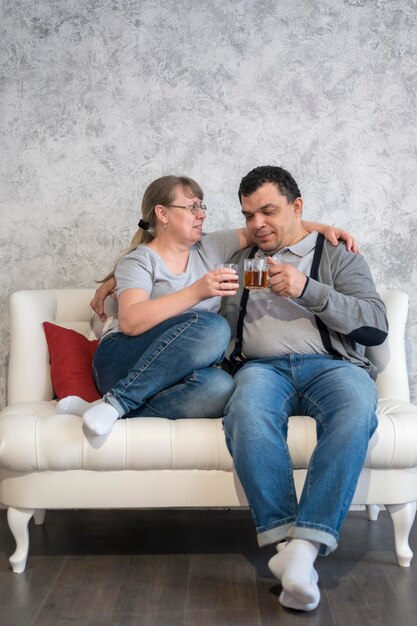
(279, 589), (320, 612)
(268, 539), (320, 606)
(82, 401), (120, 436)
(279, 565), (319, 611)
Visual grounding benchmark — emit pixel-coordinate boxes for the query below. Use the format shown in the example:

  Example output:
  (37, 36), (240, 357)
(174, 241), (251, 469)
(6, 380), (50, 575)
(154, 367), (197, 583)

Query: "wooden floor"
(1, 508), (417, 626)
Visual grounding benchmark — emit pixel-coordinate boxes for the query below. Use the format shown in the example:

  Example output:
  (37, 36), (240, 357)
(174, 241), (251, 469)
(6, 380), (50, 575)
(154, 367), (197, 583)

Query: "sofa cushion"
(1, 399), (417, 473)
(43, 322), (100, 401)
(0, 402), (234, 472)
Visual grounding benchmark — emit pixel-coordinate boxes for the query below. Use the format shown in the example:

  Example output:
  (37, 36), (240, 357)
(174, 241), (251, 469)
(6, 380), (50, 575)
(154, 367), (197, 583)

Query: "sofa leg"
(366, 504), (380, 521)
(33, 509), (46, 525)
(386, 501), (417, 567)
(7, 506), (35, 573)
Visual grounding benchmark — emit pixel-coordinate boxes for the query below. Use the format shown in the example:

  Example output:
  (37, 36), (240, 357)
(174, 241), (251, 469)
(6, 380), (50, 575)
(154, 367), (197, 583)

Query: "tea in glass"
(244, 258), (267, 289)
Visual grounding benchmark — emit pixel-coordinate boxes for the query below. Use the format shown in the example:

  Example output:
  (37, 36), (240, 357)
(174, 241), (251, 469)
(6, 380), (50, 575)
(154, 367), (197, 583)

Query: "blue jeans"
(93, 311), (235, 418)
(222, 355), (378, 555)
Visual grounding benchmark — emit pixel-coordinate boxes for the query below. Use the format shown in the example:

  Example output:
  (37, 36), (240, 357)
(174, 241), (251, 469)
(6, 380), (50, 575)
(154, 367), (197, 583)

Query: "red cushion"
(43, 322), (101, 401)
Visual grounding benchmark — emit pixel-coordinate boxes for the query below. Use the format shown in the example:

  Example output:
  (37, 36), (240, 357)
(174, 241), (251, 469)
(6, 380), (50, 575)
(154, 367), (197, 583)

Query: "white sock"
(82, 401), (120, 436)
(279, 589), (320, 612)
(268, 539), (320, 606)
(56, 396), (100, 416)
(277, 544), (320, 611)
(277, 540), (319, 580)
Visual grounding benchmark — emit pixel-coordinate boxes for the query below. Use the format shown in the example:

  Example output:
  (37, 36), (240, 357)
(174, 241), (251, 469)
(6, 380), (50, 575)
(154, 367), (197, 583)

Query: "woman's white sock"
(82, 401), (120, 436)
(56, 396), (99, 416)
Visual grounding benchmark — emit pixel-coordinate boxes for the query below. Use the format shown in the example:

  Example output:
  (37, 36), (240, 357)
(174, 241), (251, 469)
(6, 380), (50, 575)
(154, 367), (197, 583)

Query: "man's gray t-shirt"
(104, 229), (240, 335)
(243, 232), (327, 358)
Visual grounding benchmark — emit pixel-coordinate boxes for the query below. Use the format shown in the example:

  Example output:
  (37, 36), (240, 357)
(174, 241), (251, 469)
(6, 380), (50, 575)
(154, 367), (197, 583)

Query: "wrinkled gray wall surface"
(1, 0), (416, 406)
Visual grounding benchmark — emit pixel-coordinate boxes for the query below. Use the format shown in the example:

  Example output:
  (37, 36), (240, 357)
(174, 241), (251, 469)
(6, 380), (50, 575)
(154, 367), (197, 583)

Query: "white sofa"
(1, 288), (417, 573)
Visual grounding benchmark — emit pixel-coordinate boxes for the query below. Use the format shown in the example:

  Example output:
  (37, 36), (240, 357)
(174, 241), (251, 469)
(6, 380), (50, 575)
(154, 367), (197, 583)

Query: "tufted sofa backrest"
(7, 288), (409, 406)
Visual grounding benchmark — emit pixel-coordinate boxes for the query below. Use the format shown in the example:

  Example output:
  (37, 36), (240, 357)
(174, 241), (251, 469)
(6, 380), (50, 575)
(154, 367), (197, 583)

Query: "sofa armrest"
(8, 289), (95, 404)
(371, 289), (410, 403)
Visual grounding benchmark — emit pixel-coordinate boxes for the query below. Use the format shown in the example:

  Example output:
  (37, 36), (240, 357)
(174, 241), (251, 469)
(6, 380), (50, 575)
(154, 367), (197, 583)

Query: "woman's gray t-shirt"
(105, 230), (240, 335)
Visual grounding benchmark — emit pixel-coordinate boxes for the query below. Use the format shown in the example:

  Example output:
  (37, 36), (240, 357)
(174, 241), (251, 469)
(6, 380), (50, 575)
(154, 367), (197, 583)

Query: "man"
(221, 165), (388, 611)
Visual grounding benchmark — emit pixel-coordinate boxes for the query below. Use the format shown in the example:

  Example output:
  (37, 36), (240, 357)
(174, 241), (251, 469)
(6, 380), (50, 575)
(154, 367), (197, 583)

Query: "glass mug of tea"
(244, 258), (268, 289)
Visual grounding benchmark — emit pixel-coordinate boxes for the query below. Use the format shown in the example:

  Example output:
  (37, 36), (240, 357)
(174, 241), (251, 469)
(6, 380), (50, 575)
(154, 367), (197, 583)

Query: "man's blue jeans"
(222, 355), (378, 555)
(93, 311), (235, 418)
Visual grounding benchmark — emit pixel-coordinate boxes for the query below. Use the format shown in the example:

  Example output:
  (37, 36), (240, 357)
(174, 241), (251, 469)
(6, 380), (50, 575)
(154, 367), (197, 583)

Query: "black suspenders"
(310, 234), (341, 358)
(229, 245), (258, 373)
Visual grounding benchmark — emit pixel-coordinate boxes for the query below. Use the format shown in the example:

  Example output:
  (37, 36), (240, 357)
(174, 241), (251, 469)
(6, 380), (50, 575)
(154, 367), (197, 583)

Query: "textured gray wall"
(1, 0), (416, 407)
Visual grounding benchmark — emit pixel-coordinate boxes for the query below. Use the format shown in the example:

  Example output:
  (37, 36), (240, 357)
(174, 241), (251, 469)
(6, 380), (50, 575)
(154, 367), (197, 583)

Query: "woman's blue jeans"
(93, 311), (235, 419)
(222, 355), (378, 555)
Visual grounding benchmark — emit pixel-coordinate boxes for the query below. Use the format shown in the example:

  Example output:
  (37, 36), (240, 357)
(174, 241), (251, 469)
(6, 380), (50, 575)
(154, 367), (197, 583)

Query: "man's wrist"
(298, 276), (309, 298)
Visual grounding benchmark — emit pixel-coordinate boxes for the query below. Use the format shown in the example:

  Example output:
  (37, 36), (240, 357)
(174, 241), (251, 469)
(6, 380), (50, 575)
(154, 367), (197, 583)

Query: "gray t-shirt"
(243, 232), (327, 358)
(104, 229), (240, 335)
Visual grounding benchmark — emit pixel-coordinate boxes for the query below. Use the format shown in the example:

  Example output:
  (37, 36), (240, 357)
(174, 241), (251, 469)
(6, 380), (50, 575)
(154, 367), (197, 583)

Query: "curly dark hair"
(238, 166), (301, 204)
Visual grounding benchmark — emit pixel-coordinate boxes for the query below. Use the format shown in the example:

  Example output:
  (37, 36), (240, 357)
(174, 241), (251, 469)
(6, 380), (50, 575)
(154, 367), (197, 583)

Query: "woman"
(58, 175), (356, 436)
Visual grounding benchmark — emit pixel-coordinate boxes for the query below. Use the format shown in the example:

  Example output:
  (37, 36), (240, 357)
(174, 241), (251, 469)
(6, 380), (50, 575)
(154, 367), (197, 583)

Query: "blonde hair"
(100, 175), (203, 282)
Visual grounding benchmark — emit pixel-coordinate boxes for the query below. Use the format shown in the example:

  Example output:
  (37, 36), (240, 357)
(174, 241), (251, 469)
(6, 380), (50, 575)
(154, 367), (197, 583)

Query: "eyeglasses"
(166, 202), (207, 215)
